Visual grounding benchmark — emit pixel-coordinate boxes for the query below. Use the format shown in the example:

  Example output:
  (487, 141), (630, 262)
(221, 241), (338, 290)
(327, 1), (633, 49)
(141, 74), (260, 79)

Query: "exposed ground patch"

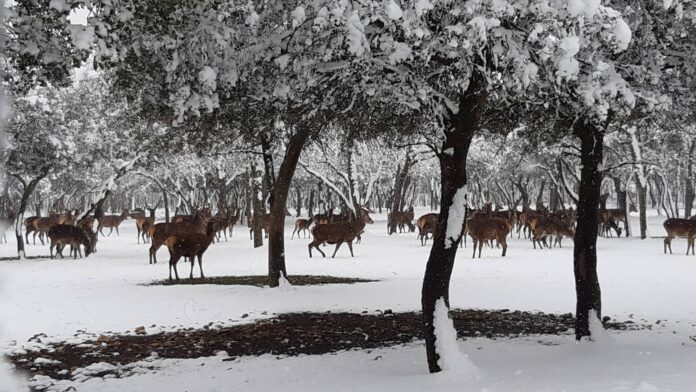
(147, 275), (378, 287)
(9, 309), (644, 384)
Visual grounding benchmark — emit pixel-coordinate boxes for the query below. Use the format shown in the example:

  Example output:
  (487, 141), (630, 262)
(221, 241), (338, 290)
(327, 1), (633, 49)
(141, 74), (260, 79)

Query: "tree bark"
(267, 127), (312, 287)
(636, 177), (647, 239)
(422, 70), (487, 373)
(251, 164), (264, 248)
(685, 140), (696, 217)
(572, 119), (605, 340)
(13, 168), (49, 258)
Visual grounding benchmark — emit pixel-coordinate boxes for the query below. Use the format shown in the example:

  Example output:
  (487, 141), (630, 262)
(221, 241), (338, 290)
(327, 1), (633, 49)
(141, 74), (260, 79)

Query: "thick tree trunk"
(14, 170), (48, 257)
(267, 127), (312, 287)
(572, 119), (604, 340)
(308, 188), (315, 218)
(636, 177), (647, 239)
(685, 141), (695, 217)
(422, 71), (487, 373)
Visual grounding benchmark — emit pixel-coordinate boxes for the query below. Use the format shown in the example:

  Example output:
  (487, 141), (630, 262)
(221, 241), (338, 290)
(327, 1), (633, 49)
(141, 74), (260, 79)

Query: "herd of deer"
(4, 200), (696, 271)
(384, 205), (628, 258)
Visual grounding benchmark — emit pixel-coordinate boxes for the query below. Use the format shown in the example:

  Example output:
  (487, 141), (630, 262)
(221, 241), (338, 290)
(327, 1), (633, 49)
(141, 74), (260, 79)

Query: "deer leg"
(189, 256), (195, 279)
(472, 240), (477, 259)
(198, 255), (205, 278)
(501, 237), (507, 257)
(137, 228), (141, 244)
(115, 226), (120, 236)
(478, 240), (483, 258)
(108, 227), (113, 237)
(50, 243), (55, 259)
(291, 228), (297, 239)
(331, 241), (343, 258)
(347, 241), (354, 257)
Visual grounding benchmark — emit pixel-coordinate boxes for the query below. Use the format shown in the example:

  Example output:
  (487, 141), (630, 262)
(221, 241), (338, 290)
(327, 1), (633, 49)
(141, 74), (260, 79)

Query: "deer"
(32, 215), (62, 245)
(308, 219), (365, 258)
(147, 211), (209, 264)
(663, 218), (696, 255)
(165, 221), (216, 280)
(172, 207), (211, 224)
(531, 217), (575, 249)
(136, 204), (158, 244)
(292, 217), (313, 239)
(24, 216), (40, 244)
(417, 213), (439, 246)
(598, 209), (624, 237)
(248, 213), (270, 239)
(96, 209), (130, 237)
(388, 206), (415, 234)
(467, 217), (511, 258)
(48, 224), (96, 259)
(212, 209), (233, 242)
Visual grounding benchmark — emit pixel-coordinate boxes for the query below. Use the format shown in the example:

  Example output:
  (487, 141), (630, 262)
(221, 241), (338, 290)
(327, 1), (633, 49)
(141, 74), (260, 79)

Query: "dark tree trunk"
(163, 190), (170, 223)
(572, 119), (605, 340)
(636, 177), (647, 239)
(251, 165), (264, 248)
(13, 169), (49, 257)
(268, 127), (312, 287)
(422, 71), (487, 373)
(308, 188), (315, 218)
(685, 140), (696, 218)
(536, 179), (547, 210)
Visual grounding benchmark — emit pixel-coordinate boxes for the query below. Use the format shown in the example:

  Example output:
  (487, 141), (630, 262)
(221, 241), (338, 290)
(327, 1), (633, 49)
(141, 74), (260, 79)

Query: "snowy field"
(3, 209), (696, 391)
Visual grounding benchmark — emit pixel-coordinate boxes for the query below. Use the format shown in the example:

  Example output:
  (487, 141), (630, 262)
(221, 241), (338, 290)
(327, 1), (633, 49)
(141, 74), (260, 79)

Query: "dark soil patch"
(8, 309), (643, 383)
(147, 275), (378, 287)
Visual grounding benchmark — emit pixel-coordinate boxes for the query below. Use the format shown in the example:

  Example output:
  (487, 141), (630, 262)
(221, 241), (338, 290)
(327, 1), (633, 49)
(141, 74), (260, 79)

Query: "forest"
(1, 1), (696, 391)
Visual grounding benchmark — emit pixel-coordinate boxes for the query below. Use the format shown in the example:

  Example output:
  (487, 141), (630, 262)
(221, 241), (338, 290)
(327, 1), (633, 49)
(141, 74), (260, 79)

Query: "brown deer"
(467, 217), (511, 258)
(24, 216), (40, 244)
(388, 206), (416, 234)
(598, 209), (625, 237)
(308, 219), (365, 258)
(248, 213), (270, 239)
(48, 224), (96, 259)
(33, 215), (62, 245)
(417, 213), (439, 246)
(663, 218), (696, 255)
(172, 207), (211, 224)
(212, 209), (232, 242)
(136, 205), (158, 244)
(292, 217), (313, 239)
(147, 211), (209, 264)
(78, 216), (96, 231)
(96, 210), (130, 237)
(165, 221), (216, 280)
(531, 217), (575, 249)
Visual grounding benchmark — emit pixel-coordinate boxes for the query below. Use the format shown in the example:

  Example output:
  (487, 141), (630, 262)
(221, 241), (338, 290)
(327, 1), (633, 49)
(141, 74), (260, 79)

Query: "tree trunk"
(14, 169), (49, 257)
(308, 188), (315, 218)
(611, 176), (629, 237)
(636, 177), (647, 239)
(163, 189), (170, 223)
(251, 165), (264, 248)
(572, 119), (605, 340)
(422, 71), (487, 373)
(267, 127), (312, 287)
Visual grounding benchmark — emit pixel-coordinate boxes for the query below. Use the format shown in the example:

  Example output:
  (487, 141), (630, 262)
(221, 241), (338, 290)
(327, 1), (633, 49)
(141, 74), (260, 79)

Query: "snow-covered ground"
(3, 209), (696, 391)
